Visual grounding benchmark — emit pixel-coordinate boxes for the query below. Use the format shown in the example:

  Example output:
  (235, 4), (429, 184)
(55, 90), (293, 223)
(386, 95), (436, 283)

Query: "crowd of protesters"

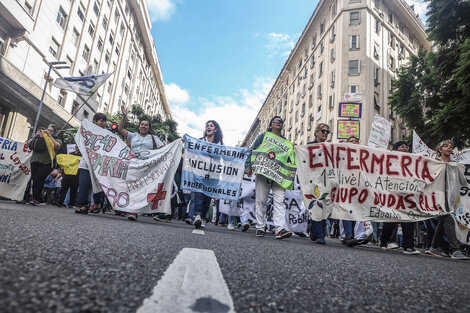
(16, 112), (470, 261)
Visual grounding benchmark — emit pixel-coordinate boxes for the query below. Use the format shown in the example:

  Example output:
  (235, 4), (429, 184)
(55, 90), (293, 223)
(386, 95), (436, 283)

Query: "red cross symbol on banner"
(147, 183), (167, 210)
(268, 151), (276, 160)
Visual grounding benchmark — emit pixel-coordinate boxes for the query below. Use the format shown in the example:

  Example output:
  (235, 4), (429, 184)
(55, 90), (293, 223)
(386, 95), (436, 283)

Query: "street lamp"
(32, 61), (71, 135)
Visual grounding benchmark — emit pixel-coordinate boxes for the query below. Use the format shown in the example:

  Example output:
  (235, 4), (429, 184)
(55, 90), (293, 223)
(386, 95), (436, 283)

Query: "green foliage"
(390, 0), (470, 149)
(109, 104), (180, 142)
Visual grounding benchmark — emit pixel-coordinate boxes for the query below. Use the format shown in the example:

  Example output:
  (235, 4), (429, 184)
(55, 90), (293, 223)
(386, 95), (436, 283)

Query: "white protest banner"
(412, 130), (438, 158)
(451, 149), (470, 163)
(67, 144), (76, 154)
(344, 92), (362, 102)
(283, 175), (308, 233)
(181, 134), (248, 201)
(75, 120), (182, 213)
(447, 162), (470, 244)
(0, 137), (32, 201)
(219, 175), (256, 218)
(53, 73), (113, 96)
(295, 142), (448, 222)
(367, 114), (391, 149)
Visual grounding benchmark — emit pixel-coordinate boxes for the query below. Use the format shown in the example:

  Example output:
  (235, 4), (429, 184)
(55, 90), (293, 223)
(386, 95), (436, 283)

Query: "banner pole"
(59, 93), (94, 132)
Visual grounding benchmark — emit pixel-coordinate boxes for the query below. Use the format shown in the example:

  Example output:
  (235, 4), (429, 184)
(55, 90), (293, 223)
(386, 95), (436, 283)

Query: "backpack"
(30, 136), (48, 153)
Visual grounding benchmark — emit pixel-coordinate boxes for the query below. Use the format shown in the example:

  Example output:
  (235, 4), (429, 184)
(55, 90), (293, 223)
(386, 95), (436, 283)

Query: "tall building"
(0, 0), (171, 141)
(242, 0), (430, 147)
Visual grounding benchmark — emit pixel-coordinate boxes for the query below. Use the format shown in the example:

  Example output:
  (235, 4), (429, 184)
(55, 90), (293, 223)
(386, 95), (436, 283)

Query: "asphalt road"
(1, 200), (469, 313)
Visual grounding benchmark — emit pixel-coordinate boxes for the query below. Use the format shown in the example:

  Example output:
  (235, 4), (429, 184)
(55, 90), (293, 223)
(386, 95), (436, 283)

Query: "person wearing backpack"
(26, 124), (62, 205)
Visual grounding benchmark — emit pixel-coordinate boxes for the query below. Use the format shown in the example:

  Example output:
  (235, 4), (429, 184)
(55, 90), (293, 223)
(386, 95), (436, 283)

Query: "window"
(317, 84), (322, 99)
(329, 94), (335, 110)
(311, 35), (317, 50)
(93, 1), (100, 16)
(330, 48), (335, 63)
(107, 82), (112, 93)
(120, 23), (125, 36)
(57, 7), (67, 29)
(310, 55), (315, 68)
(389, 78), (395, 93)
(374, 91), (380, 108)
(374, 66), (381, 85)
(97, 37), (103, 51)
(49, 38), (59, 58)
(102, 16), (108, 29)
(301, 102), (305, 116)
(349, 60), (360, 75)
(309, 94), (313, 107)
(57, 90), (67, 107)
(127, 68), (132, 79)
(389, 55), (395, 69)
(24, 1), (33, 15)
(320, 19), (325, 34)
(350, 12), (360, 25)
(88, 23), (95, 37)
(375, 19), (381, 34)
(348, 85), (359, 93)
(295, 110), (298, 122)
(107, 0), (111, 8)
(105, 51), (110, 63)
(66, 56), (73, 73)
(109, 32), (114, 45)
(77, 5), (85, 22)
(331, 2), (337, 17)
(309, 73), (314, 89)
(72, 101), (80, 115)
(71, 28), (80, 47)
(93, 59), (98, 74)
(399, 23), (404, 34)
(388, 10), (393, 24)
(124, 83), (129, 94)
(319, 61), (323, 77)
(330, 24), (336, 42)
(82, 45), (90, 61)
(308, 115), (313, 131)
(320, 40), (324, 54)
(389, 34), (396, 48)
(374, 44), (380, 59)
(115, 9), (120, 23)
(330, 71), (335, 88)
(350, 35), (359, 49)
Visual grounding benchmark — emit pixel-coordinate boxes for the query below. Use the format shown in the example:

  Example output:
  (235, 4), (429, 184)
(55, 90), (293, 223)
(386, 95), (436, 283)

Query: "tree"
(390, 0), (470, 149)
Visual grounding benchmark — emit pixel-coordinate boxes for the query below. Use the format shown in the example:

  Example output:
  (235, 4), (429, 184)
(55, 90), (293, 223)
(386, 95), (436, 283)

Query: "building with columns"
(0, 0), (170, 141)
(242, 0), (430, 147)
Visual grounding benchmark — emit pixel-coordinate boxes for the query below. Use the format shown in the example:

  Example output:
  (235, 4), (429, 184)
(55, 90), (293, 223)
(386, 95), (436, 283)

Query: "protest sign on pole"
(251, 132), (297, 190)
(75, 120), (182, 214)
(412, 130), (438, 159)
(181, 134), (248, 201)
(295, 142), (448, 222)
(0, 137), (32, 201)
(367, 114), (391, 149)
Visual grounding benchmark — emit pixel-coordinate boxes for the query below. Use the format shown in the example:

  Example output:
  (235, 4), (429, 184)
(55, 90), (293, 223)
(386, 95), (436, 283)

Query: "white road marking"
(192, 229), (205, 235)
(137, 248), (235, 313)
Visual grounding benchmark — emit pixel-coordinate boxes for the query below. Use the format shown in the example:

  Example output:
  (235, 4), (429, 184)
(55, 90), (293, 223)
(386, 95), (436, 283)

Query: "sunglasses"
(273, 119), (284, 124)
(319, 129), (331, 134)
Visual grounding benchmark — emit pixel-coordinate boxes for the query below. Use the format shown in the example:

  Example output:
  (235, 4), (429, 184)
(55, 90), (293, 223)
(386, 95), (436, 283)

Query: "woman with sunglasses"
(307, 123), (331, 244)
(245, 116), (293, 240)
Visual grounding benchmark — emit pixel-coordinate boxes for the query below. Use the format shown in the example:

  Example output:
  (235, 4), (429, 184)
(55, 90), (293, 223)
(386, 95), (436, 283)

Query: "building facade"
(242, 0), (430, 147)
(0, 0), (170, 142)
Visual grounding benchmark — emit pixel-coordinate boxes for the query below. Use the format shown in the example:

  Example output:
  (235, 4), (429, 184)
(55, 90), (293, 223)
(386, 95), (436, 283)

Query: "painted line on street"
(137, 248), (235, 313)
(192, 229), (205, 235)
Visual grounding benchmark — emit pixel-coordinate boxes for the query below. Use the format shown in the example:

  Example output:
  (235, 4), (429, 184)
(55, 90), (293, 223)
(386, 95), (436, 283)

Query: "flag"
(53, 73), (113, 96)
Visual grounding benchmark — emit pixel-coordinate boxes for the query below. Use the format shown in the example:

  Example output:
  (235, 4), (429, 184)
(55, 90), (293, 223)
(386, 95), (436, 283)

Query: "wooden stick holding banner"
(58, 93), (93, 132)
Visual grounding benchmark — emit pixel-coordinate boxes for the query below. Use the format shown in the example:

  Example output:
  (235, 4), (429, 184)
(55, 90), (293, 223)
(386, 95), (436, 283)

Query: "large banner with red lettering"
(295, 142), (448, 222)
(447, 162), (470, 244)
(75, 120), (183, 214)
(0, 137), (32, 201)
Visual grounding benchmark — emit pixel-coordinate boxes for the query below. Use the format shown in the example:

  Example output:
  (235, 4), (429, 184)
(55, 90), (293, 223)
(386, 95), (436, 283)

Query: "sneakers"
(386, 242), (399, 249)
(242, 224), (250, 232)
(194, 215), (205, 229)
(345, 238), (359, 247)
(451, 250), (469, 260)
(154, 215), (171, 223)
(424, 249), (431, 255)
(403, 248), (421, 255)
(227, 225), (235, 231)
(185, 218), (193, 225)
(255, 229), (265, 237)
(128, 213), (137, 221)
(429, 247), (450, 258)
(28, 199), (39, 206)
(275, 229), (293, 239)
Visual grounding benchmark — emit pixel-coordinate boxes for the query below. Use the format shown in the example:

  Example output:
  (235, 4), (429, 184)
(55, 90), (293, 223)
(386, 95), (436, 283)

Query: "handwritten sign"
(338, 102), (362, 118)
(367, 114), (391, 149)
(0, 137), (32, 201)
(337, 120), (360, 140)
(75, 120), (182, 214)
(295, 142), (448, 222)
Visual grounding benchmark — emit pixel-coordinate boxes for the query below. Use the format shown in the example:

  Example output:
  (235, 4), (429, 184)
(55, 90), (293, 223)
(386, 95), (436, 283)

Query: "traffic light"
(110, 123), (118, 133)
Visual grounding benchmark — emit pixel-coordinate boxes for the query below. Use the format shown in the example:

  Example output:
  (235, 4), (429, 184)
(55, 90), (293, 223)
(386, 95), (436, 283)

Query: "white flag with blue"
(181, 134), (249, 201)
(53, 73), (113, 96)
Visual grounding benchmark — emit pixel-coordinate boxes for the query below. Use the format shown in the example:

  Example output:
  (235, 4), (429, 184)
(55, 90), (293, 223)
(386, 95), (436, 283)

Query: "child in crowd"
(43, 169), (60, 205)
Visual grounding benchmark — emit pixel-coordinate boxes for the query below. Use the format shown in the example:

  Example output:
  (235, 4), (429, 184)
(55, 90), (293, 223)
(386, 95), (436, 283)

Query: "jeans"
(342, 220), (355, 238)
(310, 220), (326, 239)
(30, 162), (51, 201)
(192, 191), (211, 219)
(77, 169), (103, 206)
